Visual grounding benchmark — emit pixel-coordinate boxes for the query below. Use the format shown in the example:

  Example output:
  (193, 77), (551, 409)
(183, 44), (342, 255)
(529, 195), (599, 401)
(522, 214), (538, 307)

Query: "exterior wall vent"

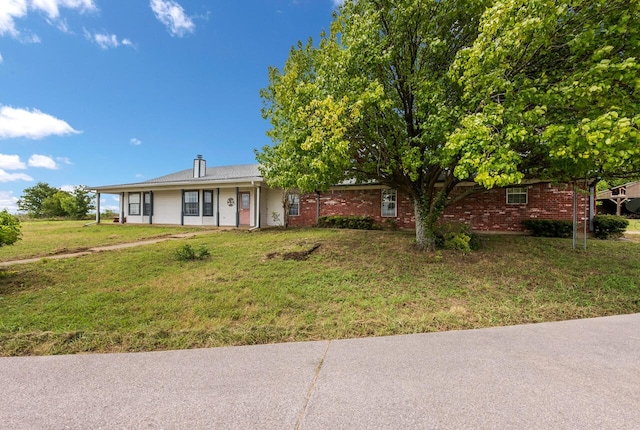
(193, 155), (206, 178)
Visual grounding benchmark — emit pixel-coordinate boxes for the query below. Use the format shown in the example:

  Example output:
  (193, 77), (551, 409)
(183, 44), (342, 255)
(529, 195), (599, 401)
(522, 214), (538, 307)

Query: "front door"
(239, 192), (251, 225)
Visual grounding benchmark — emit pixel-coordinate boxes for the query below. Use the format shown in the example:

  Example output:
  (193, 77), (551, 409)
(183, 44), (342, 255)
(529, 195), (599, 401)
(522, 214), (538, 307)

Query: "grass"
(0, 220), (209, 262)
(1, 222), (639, 356)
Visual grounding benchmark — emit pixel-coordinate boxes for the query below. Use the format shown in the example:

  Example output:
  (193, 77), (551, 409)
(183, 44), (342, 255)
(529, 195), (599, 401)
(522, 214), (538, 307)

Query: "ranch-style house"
(92, 155), (595, 232)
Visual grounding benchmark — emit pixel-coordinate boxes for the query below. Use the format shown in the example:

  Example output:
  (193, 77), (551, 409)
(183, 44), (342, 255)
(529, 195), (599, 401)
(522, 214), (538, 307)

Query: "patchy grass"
(0, 221), (209, 262)
(1, 226), (639, 356)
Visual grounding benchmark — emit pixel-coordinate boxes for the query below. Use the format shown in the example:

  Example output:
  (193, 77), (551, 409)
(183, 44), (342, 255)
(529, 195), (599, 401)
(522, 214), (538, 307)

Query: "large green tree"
(17, 182), (59, 218)
(257, 0), (640, 250)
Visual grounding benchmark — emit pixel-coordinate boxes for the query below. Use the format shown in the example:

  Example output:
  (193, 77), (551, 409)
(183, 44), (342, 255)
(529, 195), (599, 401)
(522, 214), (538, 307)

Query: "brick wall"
(288, 182), (591, 232)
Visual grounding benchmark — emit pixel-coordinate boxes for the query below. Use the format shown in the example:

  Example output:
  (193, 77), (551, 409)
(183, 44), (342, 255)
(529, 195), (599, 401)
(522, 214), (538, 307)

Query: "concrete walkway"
(2, 313), (639, 429)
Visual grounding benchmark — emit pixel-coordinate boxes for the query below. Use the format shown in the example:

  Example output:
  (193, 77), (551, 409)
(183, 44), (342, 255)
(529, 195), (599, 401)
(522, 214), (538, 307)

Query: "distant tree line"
(17, 182), (95, 219)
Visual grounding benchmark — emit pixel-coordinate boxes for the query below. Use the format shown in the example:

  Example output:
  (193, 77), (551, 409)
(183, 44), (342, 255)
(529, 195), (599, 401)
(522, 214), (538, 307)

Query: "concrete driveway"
(2, 313), (639, 429)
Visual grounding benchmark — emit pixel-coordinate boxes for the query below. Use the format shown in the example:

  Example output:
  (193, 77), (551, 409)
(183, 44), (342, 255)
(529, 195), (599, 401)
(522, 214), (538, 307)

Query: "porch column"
(256, 186), (261, 228)
(181, 190), (185, 226)
(149, 191), (154, 225)
(235, 187), (239, 227)
(121, 192), (125, 224)
(96, 192), (101, 224)
(216, 188), (220, 227)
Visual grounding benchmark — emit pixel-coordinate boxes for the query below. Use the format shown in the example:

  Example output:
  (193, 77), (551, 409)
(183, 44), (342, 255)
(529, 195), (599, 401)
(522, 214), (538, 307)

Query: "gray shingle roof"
(92, 163), (263, 192)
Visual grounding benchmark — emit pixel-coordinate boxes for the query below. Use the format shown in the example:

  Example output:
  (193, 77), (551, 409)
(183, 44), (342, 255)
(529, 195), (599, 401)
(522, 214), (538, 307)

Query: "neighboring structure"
(596, 181), (640, 216)
(92, 155), (593, 232)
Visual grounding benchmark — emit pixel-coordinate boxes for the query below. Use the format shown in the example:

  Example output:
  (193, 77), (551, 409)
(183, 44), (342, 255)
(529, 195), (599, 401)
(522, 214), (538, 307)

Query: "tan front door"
(239, 192), (251, 225)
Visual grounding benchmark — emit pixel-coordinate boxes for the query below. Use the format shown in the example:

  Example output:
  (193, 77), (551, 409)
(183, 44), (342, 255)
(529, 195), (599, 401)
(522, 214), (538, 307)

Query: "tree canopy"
(257, 0), (640, 249)
(18, 183), (95, 219)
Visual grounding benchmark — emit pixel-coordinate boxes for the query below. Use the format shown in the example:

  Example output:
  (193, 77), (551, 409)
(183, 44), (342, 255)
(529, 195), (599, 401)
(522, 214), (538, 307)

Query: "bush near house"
(593, 215), (629, 239)
(317, 215), (376, 230)
(434, 222), (480, 252)
(522, 219), (574, 238)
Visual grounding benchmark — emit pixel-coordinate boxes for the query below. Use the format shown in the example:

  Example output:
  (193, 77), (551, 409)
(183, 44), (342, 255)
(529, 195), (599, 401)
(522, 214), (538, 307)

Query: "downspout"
(149, 191), (154, 225)
(216, 188), (220, 227)
(96, 192), (101, 224)
(235, 187), (239, 227)
(181, 189), (185, 226)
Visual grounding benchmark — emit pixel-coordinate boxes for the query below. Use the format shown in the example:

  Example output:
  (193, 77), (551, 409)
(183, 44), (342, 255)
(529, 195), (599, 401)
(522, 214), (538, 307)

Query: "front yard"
(1, 223), (639, 356)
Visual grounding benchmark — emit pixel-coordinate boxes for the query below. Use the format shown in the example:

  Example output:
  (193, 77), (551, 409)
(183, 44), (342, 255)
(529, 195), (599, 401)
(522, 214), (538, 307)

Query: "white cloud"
(331, 0), (344, 6)
(0, 106), (80, 139)
(1, 0), (96, 41)
(0, 154), (26, 170)
(60, 184), (75, 192)
(57, 156), (72, 165)
(130, 137), (142, 145)
(150, 0), (195, 37)
(0, 52), (3, 63)
(83, 29), (134, 49)
(0, 190), (20, 212)
(28, 154), (58, 169)
(0, 169), (33, 183)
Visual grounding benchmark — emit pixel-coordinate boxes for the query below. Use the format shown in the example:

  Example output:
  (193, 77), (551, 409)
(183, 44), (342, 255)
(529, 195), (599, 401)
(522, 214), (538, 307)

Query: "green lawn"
(1, 223), (639, 356)
(0, 220), (209, 262)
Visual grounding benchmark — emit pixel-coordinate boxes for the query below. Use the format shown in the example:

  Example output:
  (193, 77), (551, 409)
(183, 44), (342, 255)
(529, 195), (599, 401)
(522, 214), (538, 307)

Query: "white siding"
(263, 187), (285, 227)
(153, 190), (182, 225)
(218, 189), (238, 226)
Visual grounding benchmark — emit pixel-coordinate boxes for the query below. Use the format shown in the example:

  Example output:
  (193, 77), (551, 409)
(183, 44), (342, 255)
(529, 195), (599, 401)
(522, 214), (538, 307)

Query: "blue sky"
(0, 0), (342, 213)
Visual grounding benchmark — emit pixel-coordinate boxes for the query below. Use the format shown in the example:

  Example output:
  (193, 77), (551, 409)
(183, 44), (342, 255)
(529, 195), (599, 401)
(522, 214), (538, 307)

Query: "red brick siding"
(287, 183), (591, 232)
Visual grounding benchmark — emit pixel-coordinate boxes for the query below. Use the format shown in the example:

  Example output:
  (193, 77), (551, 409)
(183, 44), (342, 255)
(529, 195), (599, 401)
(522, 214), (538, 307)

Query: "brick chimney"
(193, 155), (206, 178)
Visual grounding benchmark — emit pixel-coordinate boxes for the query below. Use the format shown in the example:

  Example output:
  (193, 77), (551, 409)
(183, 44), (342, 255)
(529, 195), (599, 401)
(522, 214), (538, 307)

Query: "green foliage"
(0, 210), (21, 247)
(18, 183), (95, 219)
(258, 0), (640, 250)
(522, 219), (574, 238)
(593, 215), (629, 239)
(17, 182), (59, 218)
(434, 222), (480, 252)
(317, 215), (375, 230)
(175, 244), (211, 261)
(452, 0), (640, 184)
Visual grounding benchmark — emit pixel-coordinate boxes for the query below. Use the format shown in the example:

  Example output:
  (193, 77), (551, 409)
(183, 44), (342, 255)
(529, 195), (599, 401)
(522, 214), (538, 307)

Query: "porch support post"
(216, 188), (220, 227)
(121, 192), (125, 224)
(149, 191), (154, 225)
(96, 192), (101, 223)
(181, 189), (185, 226)
(256, 186), (261, 228)
(235, 187), (239, 227)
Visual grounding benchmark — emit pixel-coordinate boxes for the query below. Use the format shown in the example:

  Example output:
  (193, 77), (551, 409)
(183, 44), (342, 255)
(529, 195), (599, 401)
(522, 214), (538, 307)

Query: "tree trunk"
(413, 198), (437, 251)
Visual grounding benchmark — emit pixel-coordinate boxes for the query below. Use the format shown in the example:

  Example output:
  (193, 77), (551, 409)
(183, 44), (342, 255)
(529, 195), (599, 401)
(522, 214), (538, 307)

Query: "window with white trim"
(288, 194), (300, 216)
(381, 189), (397, 217)
(203, 190), (214, 216)
(506, 187), (528, 204)
(184, 191), (199, 216)
(128, 192), (140, 215)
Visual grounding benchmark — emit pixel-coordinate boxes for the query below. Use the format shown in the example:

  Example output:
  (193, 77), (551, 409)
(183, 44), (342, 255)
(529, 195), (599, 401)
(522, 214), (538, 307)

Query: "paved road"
(2, 314), (639, 429)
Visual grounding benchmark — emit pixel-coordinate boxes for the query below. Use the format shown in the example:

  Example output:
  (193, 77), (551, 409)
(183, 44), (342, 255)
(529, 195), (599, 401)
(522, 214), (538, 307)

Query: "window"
(184, 191), (199, 216)
(128, 193), (140, 215)
(507, 187), (528, 204)
(203, 190), (214, 216)
(143, 192), (152, 216)
(382, 189), (397, 217)
(288, 194), (300, 216)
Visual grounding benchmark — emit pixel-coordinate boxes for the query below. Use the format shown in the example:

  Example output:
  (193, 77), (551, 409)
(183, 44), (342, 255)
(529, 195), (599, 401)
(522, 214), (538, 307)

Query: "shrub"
(317, 215), (375, 230)
(433, 222), (480, 252)
(522, 219), (573, 238)
(175, 244), (211, 261)
(0, 209), (21, 247)
(593, 215), (629, 240)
